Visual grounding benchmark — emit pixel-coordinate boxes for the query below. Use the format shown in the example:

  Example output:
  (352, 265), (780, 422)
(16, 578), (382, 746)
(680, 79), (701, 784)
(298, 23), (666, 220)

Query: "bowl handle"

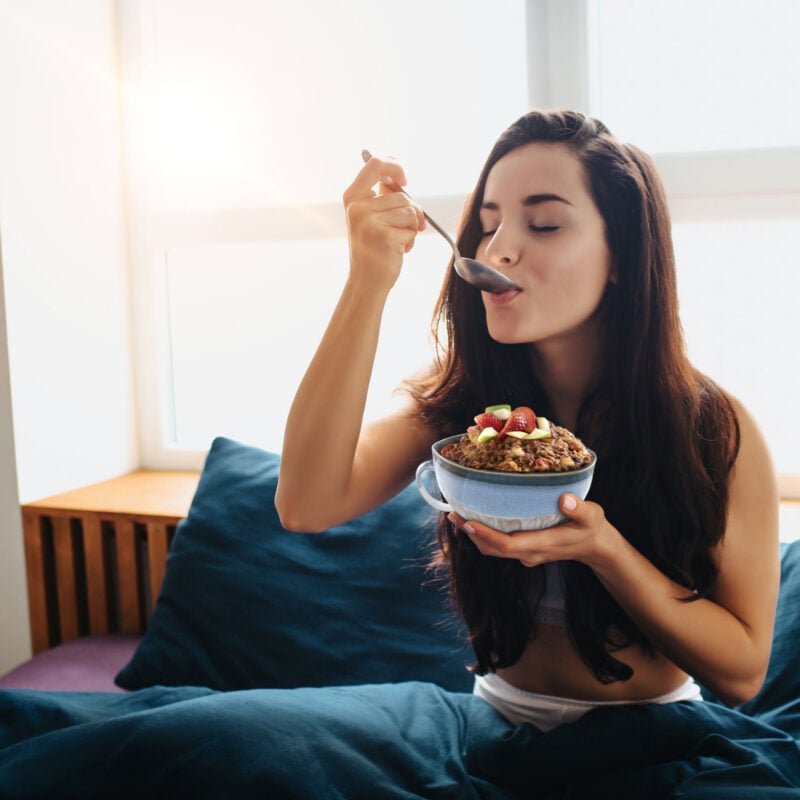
(415, 461), (453, 513)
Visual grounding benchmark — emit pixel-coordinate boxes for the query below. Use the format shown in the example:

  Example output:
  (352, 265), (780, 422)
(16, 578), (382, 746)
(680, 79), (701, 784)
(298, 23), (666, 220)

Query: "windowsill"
(23, 469), (201, 518)
(780, 501), (800, 544)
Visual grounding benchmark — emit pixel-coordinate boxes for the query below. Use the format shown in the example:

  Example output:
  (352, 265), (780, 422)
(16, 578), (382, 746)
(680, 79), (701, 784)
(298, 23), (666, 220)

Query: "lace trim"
(533, 605), (567, 626)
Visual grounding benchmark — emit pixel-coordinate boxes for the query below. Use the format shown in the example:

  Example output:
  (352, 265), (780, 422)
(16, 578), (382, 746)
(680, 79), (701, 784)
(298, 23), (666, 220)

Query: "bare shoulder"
(725, 394), (779, 525)
(711, 392), (780, 634)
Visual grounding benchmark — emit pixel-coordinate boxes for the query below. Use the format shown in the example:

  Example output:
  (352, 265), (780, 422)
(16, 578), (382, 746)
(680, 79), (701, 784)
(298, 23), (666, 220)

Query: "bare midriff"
(497, 623), (689, 701)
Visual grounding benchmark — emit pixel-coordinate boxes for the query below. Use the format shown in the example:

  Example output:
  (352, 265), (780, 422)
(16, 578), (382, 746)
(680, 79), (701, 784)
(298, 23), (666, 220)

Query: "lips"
(486, 289), (521, 306)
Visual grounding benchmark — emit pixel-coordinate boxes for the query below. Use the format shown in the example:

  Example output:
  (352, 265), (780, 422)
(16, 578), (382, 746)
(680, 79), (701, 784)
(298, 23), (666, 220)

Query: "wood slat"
(21, 509), (50, 654)
(22, 470), (198, 650)
(114, 519), (141, 634)
(146, 522), (170, 613)
(52, 516), (80, 644)
(81, 513), (109, 634)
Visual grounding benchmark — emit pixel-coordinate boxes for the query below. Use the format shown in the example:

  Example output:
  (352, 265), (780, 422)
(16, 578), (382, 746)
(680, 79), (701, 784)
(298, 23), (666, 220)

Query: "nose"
(482, 226), (521, 269)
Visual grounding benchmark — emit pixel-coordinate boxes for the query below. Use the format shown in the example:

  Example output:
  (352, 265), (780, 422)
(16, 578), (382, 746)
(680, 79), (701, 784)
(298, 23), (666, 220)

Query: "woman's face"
(476, 142), (613, 347)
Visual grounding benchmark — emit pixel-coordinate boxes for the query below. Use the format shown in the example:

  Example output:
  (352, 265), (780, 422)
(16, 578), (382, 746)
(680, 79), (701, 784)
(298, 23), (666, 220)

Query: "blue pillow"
(116, 437), (473, 692)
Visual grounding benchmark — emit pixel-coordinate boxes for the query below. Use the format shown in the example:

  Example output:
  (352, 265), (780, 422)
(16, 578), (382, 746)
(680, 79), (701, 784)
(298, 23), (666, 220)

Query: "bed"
(1, 436), (799, 798)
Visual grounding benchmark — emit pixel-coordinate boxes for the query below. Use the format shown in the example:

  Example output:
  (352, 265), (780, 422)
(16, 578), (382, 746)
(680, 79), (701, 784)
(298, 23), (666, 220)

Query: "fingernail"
(562, 495), (577, 511)
(447, 512), (459, 524)
(462, 523), (476, 535)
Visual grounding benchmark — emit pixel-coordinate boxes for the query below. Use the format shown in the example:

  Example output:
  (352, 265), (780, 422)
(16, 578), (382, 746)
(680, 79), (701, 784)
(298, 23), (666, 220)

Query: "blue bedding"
(4, 441), (799, 798)
(0, 681), (799, 798)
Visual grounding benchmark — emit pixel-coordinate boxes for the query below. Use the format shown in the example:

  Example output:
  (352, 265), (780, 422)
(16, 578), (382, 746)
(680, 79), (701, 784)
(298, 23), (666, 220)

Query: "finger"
(447, 511), (466, 528)
(448, 514), (523, 557)
(346, 194), (421, 239)
(379, 204), (425, 232)
(558, 494), (601, 527)
(377, 177), (405, 196)
(449, 512), (564, 566)
(344, 154), (408, 204)
(375, 181), (426, 231)
(368, 193), (426, 231)
(449, 513), (536, 542)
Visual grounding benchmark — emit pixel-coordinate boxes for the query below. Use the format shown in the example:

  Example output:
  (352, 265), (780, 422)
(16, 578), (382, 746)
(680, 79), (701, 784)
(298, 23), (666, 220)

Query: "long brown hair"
(408, 110), (740, 683)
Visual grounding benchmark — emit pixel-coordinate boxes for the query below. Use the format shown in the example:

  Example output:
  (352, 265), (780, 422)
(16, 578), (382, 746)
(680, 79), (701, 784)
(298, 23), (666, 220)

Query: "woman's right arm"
(275, 156), (433, 532)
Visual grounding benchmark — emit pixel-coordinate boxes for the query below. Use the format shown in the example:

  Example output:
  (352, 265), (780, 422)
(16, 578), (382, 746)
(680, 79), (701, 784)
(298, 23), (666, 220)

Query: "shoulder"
(724, 393), (771, 478)
(708, 390), (780, 644)
(711, 391), (779, 579)
(691, 381), (778, 567)
(724, 393), (778, 514)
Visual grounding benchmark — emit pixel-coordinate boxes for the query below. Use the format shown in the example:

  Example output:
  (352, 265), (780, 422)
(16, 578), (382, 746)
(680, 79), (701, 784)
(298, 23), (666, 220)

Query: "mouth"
(485, 289), (522, 306)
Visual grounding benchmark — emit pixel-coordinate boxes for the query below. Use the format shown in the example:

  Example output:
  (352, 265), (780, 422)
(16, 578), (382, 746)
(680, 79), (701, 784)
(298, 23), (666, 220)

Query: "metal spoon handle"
(359, 150), (520, 294)
(360, 150), (460, 255)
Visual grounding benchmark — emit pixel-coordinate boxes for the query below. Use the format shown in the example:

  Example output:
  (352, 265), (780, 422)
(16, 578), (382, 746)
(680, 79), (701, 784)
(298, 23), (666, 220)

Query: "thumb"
(559, 493), (582, 519)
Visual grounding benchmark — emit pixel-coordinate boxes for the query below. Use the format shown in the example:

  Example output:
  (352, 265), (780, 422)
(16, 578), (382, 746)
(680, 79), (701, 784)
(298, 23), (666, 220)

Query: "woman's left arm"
(453, 397), (780, 706)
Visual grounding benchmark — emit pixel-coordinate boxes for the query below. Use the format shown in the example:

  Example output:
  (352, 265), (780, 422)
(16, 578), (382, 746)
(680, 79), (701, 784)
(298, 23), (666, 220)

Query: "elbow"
(276, 507), (328, 534)
(698, 631), (773, 708)
(711, 670), (768, 708)
(274, 488), (329, 534)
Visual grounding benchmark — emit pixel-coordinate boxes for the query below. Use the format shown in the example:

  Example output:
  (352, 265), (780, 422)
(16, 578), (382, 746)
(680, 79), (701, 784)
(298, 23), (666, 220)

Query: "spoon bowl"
(453, 258), (518, 293)
(361, 150), (520, 294)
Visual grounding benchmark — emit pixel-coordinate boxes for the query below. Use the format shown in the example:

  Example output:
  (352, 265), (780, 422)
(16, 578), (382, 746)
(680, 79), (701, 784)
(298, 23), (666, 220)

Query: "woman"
(275, 110), (779, 732)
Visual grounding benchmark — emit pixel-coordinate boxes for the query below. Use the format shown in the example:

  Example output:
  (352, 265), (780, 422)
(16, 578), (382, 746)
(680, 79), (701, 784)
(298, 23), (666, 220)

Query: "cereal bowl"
(415, 435), (597, 533)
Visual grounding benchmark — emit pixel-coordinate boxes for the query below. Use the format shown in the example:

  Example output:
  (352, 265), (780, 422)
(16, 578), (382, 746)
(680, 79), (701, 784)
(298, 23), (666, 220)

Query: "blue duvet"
(1, 681), (799, 799)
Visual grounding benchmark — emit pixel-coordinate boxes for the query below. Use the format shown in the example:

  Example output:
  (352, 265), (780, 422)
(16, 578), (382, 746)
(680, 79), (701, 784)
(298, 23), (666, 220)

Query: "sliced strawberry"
(474, 412), (504, 431)
(499, 406), (536, 439)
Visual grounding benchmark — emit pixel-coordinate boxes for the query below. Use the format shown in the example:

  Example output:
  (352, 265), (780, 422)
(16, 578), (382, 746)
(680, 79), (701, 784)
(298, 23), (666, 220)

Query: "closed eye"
(480, 225), (560, 238)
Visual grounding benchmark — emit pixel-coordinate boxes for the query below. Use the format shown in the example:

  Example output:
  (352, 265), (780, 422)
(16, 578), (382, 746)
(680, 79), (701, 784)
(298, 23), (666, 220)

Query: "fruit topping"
(525, 428), (550, 440)
(485, 404), (512, 421)
(498, 406), (537, 439)
(466, 425), (482, 443)
(474, 412), (504, 431)
(469, 404), (552, 444)
(442, 404), (592, 473)
(477, 427), (499, 442)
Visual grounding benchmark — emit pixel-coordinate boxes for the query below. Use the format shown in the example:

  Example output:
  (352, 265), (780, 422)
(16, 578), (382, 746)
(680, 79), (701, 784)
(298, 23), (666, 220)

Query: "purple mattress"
(0, 635), (141, 692)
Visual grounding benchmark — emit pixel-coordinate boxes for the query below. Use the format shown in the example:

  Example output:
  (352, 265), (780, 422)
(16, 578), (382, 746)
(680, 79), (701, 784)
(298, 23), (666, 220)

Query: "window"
(593, 0), (800, 152)
(121, 0), (800, 497)
(164, 235), (446, 449)
(673, 219), (799, 479)
(120, 0), (528, 467)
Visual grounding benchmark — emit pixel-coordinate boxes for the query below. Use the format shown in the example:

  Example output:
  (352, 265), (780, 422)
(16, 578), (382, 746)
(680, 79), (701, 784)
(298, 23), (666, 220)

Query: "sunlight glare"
(140, 70), (278, 210)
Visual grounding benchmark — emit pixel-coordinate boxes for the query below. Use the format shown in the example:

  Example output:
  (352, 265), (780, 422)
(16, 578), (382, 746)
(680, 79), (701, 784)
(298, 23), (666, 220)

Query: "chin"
(486, 325), (532, 345)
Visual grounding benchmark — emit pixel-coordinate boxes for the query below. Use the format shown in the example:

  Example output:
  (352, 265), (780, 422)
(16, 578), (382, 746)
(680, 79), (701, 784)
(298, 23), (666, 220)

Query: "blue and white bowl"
(416, 434), (597, 533)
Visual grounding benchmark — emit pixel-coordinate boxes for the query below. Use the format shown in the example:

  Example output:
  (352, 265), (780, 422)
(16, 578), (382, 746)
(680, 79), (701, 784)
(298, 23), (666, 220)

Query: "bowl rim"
(432, 434), (596, 485)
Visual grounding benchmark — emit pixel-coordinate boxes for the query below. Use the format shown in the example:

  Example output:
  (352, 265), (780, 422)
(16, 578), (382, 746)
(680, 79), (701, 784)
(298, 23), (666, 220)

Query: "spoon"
(361, 150), (520, 294)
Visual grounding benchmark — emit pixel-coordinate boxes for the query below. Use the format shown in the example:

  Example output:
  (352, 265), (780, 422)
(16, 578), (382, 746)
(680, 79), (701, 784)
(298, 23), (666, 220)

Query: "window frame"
(119, 0), (800, 497)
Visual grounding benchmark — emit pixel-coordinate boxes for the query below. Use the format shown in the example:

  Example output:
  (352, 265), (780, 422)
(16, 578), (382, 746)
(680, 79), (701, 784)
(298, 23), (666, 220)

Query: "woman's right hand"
(343, 154), (426, 293)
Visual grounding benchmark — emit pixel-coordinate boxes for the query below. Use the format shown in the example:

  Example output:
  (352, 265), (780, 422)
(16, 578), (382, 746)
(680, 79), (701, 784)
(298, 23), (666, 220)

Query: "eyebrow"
(481, 194), (574, 210)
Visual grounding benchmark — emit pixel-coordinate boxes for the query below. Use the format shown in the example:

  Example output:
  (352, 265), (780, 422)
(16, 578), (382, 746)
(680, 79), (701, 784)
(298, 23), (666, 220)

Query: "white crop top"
(530, 562), (566, 627)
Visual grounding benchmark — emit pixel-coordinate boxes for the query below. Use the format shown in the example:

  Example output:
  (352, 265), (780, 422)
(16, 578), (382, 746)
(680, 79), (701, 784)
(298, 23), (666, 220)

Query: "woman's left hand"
(448, 493), (620, 571)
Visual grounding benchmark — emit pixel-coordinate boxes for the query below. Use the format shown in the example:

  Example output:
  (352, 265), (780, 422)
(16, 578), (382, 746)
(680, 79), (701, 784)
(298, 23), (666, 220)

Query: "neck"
(528, 325), (606, 431)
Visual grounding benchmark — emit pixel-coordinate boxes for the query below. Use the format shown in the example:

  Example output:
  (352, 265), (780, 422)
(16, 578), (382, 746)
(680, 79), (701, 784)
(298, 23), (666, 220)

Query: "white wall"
(0, 1), (137, 673)
(0, 235), (28, 674)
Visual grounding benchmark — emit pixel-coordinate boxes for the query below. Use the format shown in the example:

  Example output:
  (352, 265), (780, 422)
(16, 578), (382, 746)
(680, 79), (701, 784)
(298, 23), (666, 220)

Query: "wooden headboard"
(21, 470), (200, 654)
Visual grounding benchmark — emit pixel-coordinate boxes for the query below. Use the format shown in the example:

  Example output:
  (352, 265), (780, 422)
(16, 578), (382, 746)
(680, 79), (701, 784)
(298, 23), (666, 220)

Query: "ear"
(609, 263), (619, 285)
